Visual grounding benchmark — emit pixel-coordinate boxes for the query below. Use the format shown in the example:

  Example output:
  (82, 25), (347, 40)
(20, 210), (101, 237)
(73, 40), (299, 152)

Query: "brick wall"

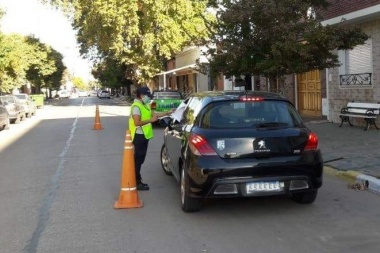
(318, 0), (380, 20)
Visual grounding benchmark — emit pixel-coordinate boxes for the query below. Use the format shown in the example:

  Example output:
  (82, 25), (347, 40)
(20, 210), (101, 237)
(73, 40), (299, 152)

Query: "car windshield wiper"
(255, 122), (289, 129)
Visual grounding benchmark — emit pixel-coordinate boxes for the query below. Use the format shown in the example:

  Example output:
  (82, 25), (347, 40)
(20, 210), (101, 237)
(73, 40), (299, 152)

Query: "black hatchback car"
(160, 91), (323, 212)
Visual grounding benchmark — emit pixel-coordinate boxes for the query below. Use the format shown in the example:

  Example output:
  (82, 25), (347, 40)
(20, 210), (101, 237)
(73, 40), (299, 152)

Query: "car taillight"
(304, 132), (318, 151)
(189, 133), (217, 156)
(150, 101), (156, 110)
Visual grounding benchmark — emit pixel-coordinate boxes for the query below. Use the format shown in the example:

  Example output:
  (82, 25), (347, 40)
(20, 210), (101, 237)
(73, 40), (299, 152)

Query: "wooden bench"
(339, 102), (380, 131)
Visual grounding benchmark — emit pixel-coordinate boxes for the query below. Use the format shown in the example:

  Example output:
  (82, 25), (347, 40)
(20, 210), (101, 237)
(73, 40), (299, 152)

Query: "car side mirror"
(158, 116), (172, 127)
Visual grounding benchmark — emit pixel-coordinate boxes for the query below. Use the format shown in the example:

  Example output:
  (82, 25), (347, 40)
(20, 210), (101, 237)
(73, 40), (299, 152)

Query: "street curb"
(324, 166), (380, 195)
(356, 174), (380, 195)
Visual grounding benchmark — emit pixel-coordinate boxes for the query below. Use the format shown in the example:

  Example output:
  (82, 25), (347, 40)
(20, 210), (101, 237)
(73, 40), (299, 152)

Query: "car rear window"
(201, 100), (303, 129)
(153, 92), (182, 99)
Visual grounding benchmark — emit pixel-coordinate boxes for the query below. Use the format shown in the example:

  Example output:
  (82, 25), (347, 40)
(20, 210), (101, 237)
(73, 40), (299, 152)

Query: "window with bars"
(338, 39), (372, 87)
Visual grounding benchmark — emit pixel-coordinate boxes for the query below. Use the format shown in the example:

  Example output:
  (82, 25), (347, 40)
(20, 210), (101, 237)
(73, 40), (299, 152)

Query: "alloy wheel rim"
(161, 147), (170, 172)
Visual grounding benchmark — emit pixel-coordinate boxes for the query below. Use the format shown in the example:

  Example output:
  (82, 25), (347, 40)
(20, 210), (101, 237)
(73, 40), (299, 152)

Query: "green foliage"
(204, 0), (369, 79)
(92, 57), (126, 89)
(45, 0), (215, 84)
(0, 34), (32, 93)
(0, 10), (66, 94)
(72, 76), (87, 90)
(25, 36), (66, 93)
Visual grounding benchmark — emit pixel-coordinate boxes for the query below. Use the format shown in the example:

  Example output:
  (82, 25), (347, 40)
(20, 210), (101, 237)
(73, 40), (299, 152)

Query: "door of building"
(297, 70), (322, 117)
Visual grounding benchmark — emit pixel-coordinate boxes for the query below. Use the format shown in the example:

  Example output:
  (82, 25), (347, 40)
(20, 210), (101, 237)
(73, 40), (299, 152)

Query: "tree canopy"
(205, 0), (369, 79)
(44, 0), (215, 84)
(41, 0), (369, 87)
(25, 36), (66, 93)
(1, 8), (67, 94)
(0, 33), (66, 94)
(0, 33), (31, 92)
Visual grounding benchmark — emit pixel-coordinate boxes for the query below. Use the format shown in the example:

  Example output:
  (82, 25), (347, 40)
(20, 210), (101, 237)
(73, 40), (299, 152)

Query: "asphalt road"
(0, 96), (379, 253)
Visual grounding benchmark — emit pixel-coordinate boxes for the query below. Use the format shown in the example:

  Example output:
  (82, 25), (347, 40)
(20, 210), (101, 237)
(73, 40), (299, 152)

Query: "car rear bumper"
(7, 112), (18, 119)
(204, 175), (320, 197)
(186, 152), (323, 199)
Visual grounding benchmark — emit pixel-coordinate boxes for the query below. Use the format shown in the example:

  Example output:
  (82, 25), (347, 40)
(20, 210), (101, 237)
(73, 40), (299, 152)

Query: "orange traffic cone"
(114, 130), (143, 209)
(92, 105), (104, 130)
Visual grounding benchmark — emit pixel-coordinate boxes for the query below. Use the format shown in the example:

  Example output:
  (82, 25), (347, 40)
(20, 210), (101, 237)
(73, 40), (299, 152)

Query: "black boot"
(137, 181), (149, 191)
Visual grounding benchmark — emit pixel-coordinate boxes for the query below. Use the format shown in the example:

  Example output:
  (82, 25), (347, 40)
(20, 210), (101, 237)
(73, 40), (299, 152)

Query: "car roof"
(153, 90), (181, 93)
(0, 95), (17, 101)
(189, 90), (288, 101)
(14, 94), (27, 97)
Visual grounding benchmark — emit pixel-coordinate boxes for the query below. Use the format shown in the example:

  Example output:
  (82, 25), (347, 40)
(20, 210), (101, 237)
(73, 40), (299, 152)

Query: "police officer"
(129, 86), (174, 190)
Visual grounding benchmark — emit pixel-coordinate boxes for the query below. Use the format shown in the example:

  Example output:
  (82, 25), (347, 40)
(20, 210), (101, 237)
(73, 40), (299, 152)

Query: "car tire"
(5, 118), (10, 129)
(292, 190), (318, 204)
(160, 144), (173, 176)
(14, 115), (21, 124)
(180, 165), (202, 212)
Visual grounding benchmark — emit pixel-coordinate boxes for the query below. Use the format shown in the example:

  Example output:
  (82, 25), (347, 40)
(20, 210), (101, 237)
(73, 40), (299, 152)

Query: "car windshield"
(153, 92), (182, 99)
(14, 95), (26, 100)
(201, 100), (303, 129)
(0, 96), (15, 103)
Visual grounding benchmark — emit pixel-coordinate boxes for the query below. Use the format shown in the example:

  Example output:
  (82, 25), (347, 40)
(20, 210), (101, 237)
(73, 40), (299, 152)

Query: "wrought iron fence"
(340, 73), (372, 87)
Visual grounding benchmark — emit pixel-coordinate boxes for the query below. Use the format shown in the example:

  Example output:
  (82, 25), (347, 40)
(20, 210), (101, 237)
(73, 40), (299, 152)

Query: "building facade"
(319, 0), (380, 126)
(155, 1), (380, 128)
(154, 46), (211, 97)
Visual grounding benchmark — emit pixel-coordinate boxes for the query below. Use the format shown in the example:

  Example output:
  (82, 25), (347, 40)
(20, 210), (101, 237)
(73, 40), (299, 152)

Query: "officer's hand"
(151, 115), (159, 122)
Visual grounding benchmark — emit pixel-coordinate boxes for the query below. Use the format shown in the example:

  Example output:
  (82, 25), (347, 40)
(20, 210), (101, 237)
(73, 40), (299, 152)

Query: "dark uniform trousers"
(133, 133), (149, 183)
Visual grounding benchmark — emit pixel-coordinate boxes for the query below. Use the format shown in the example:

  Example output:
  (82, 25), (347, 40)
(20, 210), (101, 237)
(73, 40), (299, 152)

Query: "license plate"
(246, 181), (284, 193)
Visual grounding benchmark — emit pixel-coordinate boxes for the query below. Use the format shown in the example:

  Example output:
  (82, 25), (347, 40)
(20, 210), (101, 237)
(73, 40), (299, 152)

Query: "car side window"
(181, 97), (202, 125)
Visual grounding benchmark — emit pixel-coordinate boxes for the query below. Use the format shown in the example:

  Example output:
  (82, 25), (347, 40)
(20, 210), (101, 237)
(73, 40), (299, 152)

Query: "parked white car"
(79, 90), (90, 97)
(98, 90), (111, 99)
(14, 94), (37, 118)
(58, 90), (70, 99)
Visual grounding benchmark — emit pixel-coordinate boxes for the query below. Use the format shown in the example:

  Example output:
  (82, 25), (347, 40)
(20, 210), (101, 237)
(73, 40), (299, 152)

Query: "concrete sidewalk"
(304, 118), (380, 195)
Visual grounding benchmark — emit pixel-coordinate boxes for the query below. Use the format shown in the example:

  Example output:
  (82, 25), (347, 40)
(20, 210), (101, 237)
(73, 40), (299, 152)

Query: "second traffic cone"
(114, 130), (143, 209)
(92, 105), (104, 130)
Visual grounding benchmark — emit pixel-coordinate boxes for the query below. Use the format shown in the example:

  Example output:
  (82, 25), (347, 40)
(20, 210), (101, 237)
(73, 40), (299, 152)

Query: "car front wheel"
(14, 115), (21, 124)
(292, 190), (318, 204)
(180, 165), (201, 212)
(5, 118), (10, 129)
(160, 144), (172, 176)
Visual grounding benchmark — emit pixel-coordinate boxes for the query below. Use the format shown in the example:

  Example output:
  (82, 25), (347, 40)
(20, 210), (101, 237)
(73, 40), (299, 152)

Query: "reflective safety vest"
(129, 101), (154, 140)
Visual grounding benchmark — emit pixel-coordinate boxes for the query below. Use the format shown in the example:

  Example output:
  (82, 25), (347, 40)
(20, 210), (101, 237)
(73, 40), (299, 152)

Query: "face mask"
(142, 95), (151, 104)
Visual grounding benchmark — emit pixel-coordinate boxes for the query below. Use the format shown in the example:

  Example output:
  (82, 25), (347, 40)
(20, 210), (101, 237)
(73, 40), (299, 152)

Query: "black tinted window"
(201, 100), (302, 129)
